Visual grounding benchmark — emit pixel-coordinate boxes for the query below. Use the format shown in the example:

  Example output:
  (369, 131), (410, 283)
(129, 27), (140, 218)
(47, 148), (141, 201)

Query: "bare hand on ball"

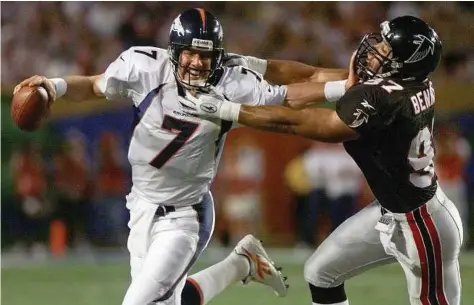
(11, 75), (56, 131)
(13, 75), (56, 103)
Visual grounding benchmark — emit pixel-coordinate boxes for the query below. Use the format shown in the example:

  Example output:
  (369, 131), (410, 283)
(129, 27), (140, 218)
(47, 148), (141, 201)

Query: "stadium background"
(2, 2), (474, 305)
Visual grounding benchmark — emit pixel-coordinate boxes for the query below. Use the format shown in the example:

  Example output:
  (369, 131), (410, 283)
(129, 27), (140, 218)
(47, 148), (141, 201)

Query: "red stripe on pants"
(407, 211), (431, 305)
(420, 205), (449, 305)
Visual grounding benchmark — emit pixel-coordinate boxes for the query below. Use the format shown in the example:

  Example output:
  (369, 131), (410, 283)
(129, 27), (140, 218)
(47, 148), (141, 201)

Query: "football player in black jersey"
(182, 16), (463, 305)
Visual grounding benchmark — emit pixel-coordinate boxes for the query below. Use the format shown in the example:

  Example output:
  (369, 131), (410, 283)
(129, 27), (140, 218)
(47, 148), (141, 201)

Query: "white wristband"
(219, 102), (242, 122)
(245, 56), (268, 75)
(324, 80), (347, 103)
(49, 78), (67, 99)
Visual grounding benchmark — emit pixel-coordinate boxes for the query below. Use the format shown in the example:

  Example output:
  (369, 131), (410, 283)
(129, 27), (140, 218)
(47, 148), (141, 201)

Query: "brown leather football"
(11, 86), (50, 131)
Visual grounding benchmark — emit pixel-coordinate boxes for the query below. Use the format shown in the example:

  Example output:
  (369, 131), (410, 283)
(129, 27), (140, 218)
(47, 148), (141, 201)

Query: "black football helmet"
(168, 8), (224, 89)
(355, 16), (442, 81)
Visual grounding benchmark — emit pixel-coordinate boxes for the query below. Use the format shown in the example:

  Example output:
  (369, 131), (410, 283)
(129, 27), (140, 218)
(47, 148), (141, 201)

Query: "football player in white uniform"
(13, 8), (349, 305)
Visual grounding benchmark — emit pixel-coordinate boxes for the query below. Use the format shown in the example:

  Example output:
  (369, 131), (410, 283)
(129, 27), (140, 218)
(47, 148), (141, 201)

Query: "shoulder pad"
(220, 66), (263, 86)
(217, 66), (259, 94)
(126, 46), (169, 73)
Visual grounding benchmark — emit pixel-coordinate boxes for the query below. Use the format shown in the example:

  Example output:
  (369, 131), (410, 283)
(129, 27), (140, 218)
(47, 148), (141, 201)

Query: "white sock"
(187, 253), (250, 305)
(312, 301), (349, 305)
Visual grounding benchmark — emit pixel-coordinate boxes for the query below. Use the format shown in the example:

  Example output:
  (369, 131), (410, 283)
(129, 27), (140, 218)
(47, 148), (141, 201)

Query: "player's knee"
(304, 256), (327, 287)
(122, 274), (176, 305)
(304, 251), (338, 287)
(304, 251), (348, 304)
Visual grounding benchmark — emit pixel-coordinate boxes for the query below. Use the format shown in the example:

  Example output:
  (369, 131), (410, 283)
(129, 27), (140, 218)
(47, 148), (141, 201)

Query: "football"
(11, 86), (50, 131)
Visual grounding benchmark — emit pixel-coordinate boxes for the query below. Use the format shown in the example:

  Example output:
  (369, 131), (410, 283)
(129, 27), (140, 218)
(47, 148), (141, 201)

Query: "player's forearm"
(265, 60), (318, 85)
(310, 68), (348, 83)
(284, 79), (347, 109)
(284, 82), (326, 109)
(238, 106), (353, 143)
(238, 104), (304, 135)
(266, 60), (348, 85)
(61, 75), (104, 102)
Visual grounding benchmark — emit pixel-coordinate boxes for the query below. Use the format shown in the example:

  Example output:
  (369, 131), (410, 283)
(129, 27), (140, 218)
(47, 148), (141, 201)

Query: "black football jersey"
(336, 78), (437, 213)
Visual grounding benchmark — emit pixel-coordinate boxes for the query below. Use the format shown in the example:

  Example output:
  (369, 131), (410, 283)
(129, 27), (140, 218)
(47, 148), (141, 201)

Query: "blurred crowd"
(3, 129), (130, 257)
(2, 1), (474, 87)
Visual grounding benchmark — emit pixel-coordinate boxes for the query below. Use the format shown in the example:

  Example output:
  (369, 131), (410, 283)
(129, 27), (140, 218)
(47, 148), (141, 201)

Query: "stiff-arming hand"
(179, 90), (241, 122)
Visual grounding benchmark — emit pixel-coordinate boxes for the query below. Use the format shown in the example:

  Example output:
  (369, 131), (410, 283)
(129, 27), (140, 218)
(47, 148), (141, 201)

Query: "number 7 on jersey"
(150, 115), (199, 169)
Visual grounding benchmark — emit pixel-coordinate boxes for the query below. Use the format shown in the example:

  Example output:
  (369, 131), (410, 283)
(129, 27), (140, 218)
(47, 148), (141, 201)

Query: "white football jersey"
(97, 46), (287, 206)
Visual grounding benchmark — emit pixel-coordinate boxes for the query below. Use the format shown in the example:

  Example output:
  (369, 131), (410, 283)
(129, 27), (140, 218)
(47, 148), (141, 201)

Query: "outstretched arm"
(234, 80), (384, 143)
(223, 53), (348, 85)
(237, 105), (358, 143)
(63, 75), (105, 101)
(13, 47), (135, 104)
(284, 81), (345, 109)
(265, 59), (348, 85)
(281, 52), (358, 109)
(181, 93), (358, 143)
(13, 74), (104, 104)
(182, 53), (361, 131)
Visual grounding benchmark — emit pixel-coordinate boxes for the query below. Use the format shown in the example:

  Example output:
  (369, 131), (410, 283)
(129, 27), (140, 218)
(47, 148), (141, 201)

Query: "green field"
(2, 253), (474, 305)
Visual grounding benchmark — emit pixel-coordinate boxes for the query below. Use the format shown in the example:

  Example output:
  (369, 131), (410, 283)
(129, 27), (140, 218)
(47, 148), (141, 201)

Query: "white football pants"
(121, 191), (215, 305)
